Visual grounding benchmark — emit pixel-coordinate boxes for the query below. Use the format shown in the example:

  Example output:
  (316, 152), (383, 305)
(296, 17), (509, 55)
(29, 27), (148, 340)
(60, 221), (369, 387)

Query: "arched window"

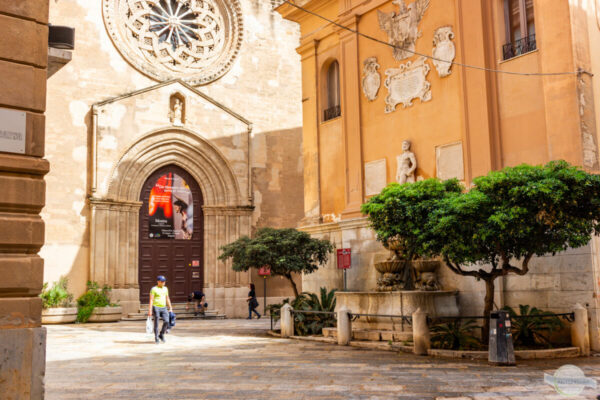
(324, 60), (341, 121)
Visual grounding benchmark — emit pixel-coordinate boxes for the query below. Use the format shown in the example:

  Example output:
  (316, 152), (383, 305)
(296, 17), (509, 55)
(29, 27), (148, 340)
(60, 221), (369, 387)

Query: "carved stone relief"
(102, 0), (243, 85)
(365, 159), (387, 196)
(396, 140), (416, 184)
(384, 56), (431, 112)
(169, 94), (185, 126)
(435, 141), (464, 181)
(432, 26), (455, 78)
(362, 57), (381, 101)
(377, 0), (430, 61)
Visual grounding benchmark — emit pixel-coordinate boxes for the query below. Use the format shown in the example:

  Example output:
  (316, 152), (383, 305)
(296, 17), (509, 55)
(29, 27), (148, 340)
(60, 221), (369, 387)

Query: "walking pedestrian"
(246, 283), (260, 319)
(148, 275), (173, 344)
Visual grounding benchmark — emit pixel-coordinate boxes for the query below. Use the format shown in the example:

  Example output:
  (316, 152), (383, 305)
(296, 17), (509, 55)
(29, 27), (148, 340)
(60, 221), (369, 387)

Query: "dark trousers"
(153, 306), (169, 340)
(248, 302), (260, 319)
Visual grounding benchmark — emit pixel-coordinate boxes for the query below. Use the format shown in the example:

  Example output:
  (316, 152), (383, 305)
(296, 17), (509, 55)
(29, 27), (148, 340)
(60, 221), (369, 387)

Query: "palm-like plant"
(503, 305), (563, 348)
(430, 319), (481, 350)
(295, 287), (337, 335)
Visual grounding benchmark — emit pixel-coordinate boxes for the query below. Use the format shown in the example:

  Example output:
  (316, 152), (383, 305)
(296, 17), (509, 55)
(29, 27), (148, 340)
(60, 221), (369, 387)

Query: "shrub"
(430, 319), (481, 350)
(76, 281), (116, 323)
(40, 277), (74, 309)
(503, 305), (564, 348)
(267, 287), (337, 336)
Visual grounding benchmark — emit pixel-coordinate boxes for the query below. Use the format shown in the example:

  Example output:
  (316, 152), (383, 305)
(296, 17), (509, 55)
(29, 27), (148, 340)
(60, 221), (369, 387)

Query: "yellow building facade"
(278, 0), (600, 349)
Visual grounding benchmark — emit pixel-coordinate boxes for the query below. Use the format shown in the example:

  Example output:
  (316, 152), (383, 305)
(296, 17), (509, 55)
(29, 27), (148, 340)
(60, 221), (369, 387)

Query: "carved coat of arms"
(377, 0), (430, 61)
(432, 26), (455, 77)
(362, 57), (381, 101)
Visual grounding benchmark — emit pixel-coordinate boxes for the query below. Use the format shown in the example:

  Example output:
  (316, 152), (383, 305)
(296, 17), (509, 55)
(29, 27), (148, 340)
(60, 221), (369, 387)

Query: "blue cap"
(157, 275), (166, 282)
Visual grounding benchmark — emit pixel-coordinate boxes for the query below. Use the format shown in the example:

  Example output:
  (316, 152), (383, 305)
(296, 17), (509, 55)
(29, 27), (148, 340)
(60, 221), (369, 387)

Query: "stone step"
(322, 327), (413, 343)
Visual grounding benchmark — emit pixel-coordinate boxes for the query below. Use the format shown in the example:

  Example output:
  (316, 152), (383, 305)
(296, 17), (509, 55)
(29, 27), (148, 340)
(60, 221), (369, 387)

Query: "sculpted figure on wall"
(396, 140), (417, 184)
(362, 57), (381, 101)
(170, 96), (185, 126)
(432, 26), (455, 77)
(377, 0), (430, 61)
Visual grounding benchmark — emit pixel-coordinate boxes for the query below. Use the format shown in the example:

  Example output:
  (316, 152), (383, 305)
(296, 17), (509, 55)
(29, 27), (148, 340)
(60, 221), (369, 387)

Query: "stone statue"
(171, 98), (184, 126)
(362, 57), (381, 101)
(396, 140), (417, 184)
(377, 0), (430, 61)
(432, 26), (455, 78)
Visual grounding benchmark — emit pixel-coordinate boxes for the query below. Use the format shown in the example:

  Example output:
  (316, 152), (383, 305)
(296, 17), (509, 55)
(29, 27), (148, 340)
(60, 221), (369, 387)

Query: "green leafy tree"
(361, 179), (463, 287)
(218, 227), (334, 297)
(430, 161), (600, 342)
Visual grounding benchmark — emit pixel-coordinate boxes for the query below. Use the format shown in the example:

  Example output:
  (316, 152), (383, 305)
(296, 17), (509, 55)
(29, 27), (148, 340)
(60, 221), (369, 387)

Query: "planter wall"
(42, 307), (78, 324)
(87, 306), (123, 323)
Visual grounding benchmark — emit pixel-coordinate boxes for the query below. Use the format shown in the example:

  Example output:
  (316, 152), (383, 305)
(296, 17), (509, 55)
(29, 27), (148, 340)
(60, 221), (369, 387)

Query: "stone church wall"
(42, 0), (303, 317)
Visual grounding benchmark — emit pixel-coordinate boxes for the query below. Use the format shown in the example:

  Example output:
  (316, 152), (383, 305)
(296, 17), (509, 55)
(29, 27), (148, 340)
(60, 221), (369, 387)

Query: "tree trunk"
(286, 274), (299, 298)
(482, 278), (495, 345)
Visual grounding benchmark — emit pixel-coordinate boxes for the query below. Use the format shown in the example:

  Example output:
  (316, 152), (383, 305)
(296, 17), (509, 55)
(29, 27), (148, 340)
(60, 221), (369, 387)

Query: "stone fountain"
(335, 243), (459, 332)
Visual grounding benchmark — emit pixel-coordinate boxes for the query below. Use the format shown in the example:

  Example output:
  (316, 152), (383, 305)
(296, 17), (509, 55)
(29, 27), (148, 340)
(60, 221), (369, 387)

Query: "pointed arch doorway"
(138, 165), (204, 303)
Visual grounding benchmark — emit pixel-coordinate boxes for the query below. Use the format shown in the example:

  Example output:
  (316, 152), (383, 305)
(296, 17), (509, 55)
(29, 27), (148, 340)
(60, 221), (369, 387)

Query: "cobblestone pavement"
(46, 319), (600, 399)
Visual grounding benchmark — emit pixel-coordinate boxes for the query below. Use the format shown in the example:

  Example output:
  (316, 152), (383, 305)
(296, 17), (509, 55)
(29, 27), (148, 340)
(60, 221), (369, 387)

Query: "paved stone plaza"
(45, 320), (600, 399)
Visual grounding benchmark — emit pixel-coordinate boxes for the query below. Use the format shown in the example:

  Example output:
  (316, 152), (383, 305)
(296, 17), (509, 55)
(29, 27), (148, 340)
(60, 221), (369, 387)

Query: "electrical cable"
(280, 0), (593, 77)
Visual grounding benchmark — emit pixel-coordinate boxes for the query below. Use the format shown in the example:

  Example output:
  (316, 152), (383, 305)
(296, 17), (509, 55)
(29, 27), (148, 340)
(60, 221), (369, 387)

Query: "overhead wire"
(280, 0), (593, 77)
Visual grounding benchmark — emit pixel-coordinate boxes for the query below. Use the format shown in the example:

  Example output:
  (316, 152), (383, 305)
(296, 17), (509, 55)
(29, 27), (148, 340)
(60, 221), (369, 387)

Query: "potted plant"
(76, 281), (122, 323)
(40, 277), (77, 324)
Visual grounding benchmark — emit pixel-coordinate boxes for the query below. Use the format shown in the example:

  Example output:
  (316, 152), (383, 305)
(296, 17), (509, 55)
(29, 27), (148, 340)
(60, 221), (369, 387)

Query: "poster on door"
(148, 172), (193, 240)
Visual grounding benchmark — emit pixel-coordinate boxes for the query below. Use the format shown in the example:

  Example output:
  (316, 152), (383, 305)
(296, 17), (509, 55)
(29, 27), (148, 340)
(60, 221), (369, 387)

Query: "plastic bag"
(146, 316), (153, 334)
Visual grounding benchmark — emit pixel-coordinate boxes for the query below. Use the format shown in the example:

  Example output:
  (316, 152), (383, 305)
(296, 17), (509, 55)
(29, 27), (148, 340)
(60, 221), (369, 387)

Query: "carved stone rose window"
(103, 0), (243, 85)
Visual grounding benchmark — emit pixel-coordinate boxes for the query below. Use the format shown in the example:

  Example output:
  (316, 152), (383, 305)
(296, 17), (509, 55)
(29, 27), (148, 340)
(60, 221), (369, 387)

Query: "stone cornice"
(299, 216), (370, 234)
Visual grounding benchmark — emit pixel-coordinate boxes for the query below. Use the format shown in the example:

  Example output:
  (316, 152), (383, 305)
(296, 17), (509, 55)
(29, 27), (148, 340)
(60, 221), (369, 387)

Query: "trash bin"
(488, 310), (515, 365)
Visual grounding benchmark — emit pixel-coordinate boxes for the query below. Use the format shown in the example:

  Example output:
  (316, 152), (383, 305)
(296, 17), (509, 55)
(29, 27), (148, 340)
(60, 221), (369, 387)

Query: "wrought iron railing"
(323, 105), (341, 121)
(502, 34), (537, 60)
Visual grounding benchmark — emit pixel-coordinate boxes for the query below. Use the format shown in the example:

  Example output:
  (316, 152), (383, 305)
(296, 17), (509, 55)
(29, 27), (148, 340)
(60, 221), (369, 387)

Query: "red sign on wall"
(337, 248), (351, 269)
(258, 266), (271, 276)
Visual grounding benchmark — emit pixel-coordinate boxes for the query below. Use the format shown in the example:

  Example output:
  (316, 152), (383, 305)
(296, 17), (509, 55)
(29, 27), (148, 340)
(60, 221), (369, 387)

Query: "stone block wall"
(0, 0), (49, 397)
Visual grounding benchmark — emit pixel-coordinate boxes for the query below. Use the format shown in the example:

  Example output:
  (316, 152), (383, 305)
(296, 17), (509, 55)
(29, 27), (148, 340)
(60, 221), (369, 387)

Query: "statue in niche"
(170, 97), (184, 126)
(362, 57), (381, 101)
(377, 0), (430, 61)
(396, 140), (417, 184)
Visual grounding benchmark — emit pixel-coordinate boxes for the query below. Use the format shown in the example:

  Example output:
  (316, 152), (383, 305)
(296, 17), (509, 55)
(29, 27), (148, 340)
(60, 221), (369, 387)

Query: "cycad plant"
(40, 277), (74, 309)
(430, 318), (481, 350)
(503, 305), (563, 348)
(294, 287), (337, 336)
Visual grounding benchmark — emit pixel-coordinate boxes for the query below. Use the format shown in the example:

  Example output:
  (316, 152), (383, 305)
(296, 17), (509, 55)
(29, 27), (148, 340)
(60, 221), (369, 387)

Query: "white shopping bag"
(145, 316), (153, 334)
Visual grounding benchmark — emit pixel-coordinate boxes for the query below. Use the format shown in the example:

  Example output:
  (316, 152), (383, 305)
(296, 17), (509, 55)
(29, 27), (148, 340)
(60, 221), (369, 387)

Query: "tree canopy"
(362, 160), (600, 342)
(218, 227), (334, 297)
(360, 178), (463, 260)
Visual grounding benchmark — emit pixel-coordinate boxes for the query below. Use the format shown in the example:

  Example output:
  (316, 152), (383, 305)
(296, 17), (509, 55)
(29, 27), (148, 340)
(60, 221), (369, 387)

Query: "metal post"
(343, 269), (347, 291)
(263, 276), (267, 315)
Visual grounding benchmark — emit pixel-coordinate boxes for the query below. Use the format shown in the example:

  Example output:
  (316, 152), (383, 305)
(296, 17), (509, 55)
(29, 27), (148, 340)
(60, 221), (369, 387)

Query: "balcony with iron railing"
(502, 34), (536, 61)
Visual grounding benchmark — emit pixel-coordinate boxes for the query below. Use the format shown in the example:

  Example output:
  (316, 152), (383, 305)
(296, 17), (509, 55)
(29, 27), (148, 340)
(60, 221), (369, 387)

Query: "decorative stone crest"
(384, 56), (431, 112)
(396, 140), (417, 184)
(102, 0), (243, 85)
(432, 26), (455, 77)
(377, 0), (430, 61)
(362, 57), (381, 101)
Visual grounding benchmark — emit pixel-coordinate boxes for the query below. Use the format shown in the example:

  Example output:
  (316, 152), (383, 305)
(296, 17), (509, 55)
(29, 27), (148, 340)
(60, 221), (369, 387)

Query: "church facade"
(43, 0), (305, 317)
(277, 0), (600, 349)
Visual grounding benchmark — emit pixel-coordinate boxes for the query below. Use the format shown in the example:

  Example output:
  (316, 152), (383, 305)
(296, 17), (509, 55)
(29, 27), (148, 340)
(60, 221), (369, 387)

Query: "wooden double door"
(138, 165), (204, 303)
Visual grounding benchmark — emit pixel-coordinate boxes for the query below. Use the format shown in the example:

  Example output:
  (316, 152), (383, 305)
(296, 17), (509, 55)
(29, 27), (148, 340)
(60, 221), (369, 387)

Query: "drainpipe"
(247, 123), (253, 206)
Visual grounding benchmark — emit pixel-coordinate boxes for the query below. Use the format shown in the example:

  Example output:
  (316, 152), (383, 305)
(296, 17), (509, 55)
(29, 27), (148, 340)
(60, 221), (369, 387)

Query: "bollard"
(280, 304), (294, 338)
(337, 307), (352, 345)
(571, 303), (590, 356)
(412, 308), (430, 355)
(488, 310), (516, 365)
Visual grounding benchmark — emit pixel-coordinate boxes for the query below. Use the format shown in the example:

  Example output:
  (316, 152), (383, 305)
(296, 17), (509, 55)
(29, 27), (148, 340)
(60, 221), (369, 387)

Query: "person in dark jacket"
(186, 290), (207, 316)
(246, 283), (260, 319)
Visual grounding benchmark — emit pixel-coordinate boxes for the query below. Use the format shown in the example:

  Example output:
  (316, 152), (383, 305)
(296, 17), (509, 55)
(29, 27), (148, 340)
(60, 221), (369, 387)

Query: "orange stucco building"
(278, 0), (600, 349)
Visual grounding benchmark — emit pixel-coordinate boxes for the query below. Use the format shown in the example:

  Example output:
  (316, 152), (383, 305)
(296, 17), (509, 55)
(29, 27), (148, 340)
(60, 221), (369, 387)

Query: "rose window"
(103, 0), (243, 85)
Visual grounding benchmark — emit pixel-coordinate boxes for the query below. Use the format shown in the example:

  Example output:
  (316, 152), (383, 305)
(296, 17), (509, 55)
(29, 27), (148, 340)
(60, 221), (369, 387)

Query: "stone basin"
(374, 260), (405, 274)
(335, 291), (459, 331)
